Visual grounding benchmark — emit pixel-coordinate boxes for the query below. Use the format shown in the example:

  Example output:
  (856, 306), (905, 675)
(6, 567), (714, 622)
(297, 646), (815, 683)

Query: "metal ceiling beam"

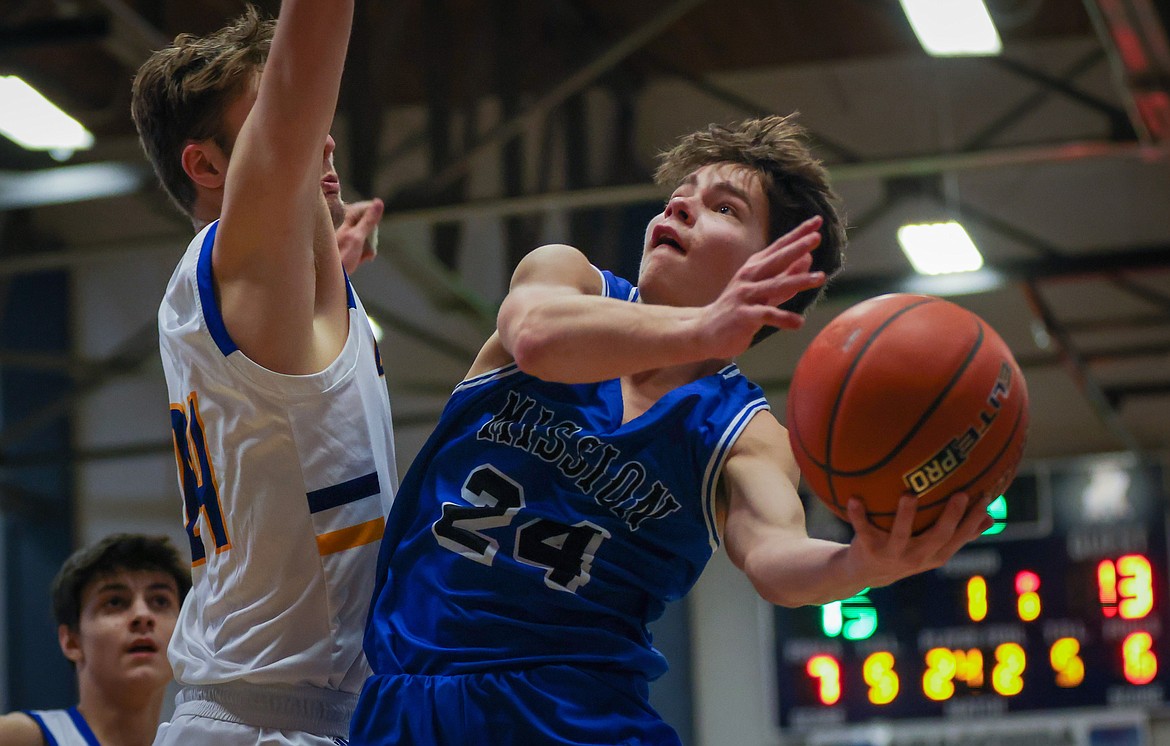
(1083, 0), (1170, 142)
(1023, 280), (1146, 455)
(91, 0), (170, 69)
(374, 139), (1164, 227)
(827, 242), (1170, 301)
(383, 0), (711, 209)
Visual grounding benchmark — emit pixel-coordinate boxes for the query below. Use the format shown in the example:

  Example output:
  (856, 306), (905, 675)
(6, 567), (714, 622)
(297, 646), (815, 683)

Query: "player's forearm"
(746, 538), (874, 608)
(499, 291), (711, 383)
(255, 0), (353, 162)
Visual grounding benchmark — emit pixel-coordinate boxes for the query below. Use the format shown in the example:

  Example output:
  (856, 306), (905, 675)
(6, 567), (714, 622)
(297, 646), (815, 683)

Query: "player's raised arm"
(213, 0), (355, 374)
(491, 218), (824, 385)
(720, 413), (994, 608)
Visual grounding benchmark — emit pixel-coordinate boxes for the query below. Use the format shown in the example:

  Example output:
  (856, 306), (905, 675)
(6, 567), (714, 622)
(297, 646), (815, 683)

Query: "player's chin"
(325, 193), (346, 230)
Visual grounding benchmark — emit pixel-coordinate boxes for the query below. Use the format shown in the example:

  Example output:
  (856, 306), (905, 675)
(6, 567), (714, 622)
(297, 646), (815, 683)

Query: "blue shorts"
(348, 665), (681, 745)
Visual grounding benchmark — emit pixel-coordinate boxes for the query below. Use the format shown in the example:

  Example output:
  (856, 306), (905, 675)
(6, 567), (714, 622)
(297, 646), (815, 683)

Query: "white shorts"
(153, 682), (357, 746)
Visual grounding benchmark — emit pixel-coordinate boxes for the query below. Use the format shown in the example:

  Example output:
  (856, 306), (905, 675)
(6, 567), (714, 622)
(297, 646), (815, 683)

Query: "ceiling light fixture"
(899, 0), (1003, 57)
(897, 221), (985, 275)
(0, 75), (94, 160)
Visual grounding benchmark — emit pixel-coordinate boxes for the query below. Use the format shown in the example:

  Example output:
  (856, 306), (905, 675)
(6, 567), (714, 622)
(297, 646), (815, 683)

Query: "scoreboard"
(775, 455), (1169, 730)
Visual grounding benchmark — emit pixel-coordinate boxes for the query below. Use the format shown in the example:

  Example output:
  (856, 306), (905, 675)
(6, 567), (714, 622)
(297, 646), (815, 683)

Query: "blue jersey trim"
(700, 396), (770, 550)
(25, 712), (60, 746)
(196, 222), (355, 357)
(307, 472), (381, 514)
(195, 220), (239, 357)
(344, 272), (357, 310)
(66, 707), (101, 746)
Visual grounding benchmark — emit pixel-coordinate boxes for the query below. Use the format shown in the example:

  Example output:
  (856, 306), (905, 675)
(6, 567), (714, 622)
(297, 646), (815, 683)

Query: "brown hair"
(51, 533), (192, 631)
(655, 114), (847, 339)
(130, 6), (274, 218)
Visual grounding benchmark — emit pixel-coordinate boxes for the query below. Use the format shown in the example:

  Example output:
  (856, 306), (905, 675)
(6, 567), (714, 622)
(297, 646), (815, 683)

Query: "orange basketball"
(785, 293), (1029, 533)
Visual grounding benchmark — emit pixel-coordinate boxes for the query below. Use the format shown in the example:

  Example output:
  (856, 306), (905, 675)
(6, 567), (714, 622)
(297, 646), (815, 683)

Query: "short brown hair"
(130, 6), (274, 218)
(51, 534), (191, 631)
(655, 114), (847, 337)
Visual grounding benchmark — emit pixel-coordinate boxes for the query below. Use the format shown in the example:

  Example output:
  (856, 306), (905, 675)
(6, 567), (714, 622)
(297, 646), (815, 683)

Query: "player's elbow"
(498, 301), (558, 379)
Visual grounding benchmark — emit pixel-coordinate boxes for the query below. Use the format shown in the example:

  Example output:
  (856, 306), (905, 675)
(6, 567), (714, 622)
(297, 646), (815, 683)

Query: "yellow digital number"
(923, 648), (957, 701)
(1122, 632), (1157, 686)
(807, 655), (842, 705)
(992, 642), (1026, 696)
(1050, 637), (1084, 688)
(863, 651), (899, 705)
(967, 576), (988, 622)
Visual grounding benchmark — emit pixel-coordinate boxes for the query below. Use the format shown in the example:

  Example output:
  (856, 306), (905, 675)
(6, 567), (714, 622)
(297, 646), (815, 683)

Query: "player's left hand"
(845, 491), (994, 589)
(337, 198), (384, 274)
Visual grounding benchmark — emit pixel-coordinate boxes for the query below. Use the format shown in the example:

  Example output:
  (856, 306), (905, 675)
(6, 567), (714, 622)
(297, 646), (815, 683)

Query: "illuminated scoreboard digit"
(776, 456), (1169, 730)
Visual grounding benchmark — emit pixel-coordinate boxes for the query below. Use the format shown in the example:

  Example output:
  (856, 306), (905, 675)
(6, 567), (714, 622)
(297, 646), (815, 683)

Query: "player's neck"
(620, 358), (729, 422)
(77, 683), (165, 746)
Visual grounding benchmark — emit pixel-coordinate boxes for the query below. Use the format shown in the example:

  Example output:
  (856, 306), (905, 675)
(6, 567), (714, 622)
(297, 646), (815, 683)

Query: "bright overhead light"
(897, 221), (985, 275)
(899, 0), (1003, 57)
(0, 75), (94, 159)
(367, 316), (385, 343)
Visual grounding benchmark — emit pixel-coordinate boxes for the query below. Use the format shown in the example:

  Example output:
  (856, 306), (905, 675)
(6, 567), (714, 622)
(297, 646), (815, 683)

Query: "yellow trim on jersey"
(316, 518), (385, 556)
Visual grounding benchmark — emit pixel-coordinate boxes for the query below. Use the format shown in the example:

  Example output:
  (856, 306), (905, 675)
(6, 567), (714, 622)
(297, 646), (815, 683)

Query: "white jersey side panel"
(159, 222), (398, 693)
(27, 709), (99, 746)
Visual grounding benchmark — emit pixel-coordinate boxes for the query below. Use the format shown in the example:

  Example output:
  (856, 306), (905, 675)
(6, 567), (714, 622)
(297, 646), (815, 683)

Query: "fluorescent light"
(899, 0), (1003, 56)
(0, 76), (94, 158)
(897, 221), (985, 275)
(367, 316), (385, 343)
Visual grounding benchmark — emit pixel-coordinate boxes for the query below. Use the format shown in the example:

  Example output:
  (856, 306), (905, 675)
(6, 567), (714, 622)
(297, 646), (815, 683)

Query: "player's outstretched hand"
(845, 491), (994, 589)
(337, 198), (384, 274)
(697, 215), (827, 360)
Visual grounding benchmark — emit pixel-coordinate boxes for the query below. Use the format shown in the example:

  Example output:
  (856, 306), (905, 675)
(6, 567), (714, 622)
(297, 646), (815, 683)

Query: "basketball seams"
(821, 297), (937, 512)
(787, 293), (1029, 534)
(835, 317), (985, 479)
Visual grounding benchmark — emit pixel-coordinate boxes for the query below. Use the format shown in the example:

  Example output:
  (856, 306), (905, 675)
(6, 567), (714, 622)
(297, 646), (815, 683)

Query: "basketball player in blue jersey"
(351, 115), (995, 745)
(130, 3), (396, 744)
(0, 534), (190, 746)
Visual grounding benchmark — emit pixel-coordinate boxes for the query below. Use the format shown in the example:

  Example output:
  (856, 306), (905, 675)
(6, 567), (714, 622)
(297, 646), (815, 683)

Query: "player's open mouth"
(127, 639), (158, 654)
(651, 226), (685, 254)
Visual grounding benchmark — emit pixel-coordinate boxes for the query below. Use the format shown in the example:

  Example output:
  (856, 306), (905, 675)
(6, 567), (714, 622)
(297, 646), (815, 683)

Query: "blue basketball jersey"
(363, 270), (770, 682)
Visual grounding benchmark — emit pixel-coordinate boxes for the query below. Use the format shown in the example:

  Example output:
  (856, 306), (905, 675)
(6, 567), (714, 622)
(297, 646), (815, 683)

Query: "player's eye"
(150, 594), (176, 610)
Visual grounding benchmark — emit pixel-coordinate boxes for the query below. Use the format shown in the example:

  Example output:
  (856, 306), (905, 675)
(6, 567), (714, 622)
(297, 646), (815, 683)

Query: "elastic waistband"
(175, 682), (358, 738)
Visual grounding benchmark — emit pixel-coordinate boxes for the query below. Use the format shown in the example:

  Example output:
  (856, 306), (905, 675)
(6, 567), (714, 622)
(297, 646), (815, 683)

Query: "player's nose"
(663, 195), (694, 226)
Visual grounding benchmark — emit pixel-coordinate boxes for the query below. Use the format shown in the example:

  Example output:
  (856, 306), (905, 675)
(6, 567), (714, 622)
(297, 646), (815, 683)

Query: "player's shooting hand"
(697, 216), (827, 359)
(337, 198), (384, 274)
(845, 492), (994, 589)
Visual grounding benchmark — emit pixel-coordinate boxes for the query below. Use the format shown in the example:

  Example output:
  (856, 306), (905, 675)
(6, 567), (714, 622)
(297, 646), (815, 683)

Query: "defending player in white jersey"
(130, 3), (396, 743)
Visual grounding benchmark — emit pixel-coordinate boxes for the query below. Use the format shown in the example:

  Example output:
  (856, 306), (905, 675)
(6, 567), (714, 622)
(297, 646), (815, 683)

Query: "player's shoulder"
(0, 711), (45, 746)
(510, 243), (600, 294)
(732, 407), (785, 453)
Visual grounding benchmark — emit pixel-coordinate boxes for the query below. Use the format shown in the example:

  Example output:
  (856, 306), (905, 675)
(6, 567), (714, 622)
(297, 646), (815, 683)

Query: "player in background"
(130, 2), (396, 743)
(0, 534), (190, 746)
(351, 115), (993, 745)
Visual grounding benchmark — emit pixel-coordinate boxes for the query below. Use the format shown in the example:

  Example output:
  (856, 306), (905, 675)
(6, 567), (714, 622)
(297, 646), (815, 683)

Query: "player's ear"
(58, 623), (83, 665)
(181, 140), (228, 191)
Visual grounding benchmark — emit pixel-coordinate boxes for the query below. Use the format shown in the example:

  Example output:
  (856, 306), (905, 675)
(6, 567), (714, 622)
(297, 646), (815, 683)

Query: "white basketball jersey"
(159, 221), (397, 693)
(26, 708), (98, 746)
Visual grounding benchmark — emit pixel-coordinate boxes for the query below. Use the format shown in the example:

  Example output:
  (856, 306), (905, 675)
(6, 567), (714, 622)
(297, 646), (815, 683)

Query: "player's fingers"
(885, 494), (917, 551)
(755, 307), (807, 331)
(748, 232), (821, 279)
(771, 215), (823, 249)
(360, 198), (385, 228)
(760, 271), (826, 306)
